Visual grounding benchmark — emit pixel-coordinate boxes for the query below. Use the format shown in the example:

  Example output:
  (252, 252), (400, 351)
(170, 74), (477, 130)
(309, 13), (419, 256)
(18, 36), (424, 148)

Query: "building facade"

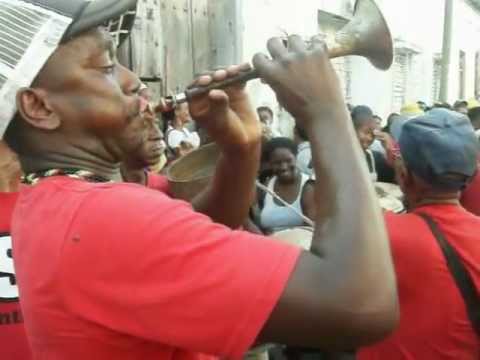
(123, 0), (480, 132)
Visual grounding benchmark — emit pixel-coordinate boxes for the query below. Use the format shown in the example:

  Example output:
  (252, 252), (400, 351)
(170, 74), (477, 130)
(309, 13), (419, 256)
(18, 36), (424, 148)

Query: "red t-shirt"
(11, 177), (300, 359)
(0, 192), (31, 360)
(461, 172), (480, 216)
(359, 205), (480, 360)
(147, 172), (170, 193)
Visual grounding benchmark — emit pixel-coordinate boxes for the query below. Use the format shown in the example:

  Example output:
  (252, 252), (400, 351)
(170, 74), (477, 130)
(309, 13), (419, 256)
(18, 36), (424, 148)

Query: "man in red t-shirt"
(1, 1), (398, 358)
(0, 141), (31, 360)
(359, 109), (480, 359)
(120, 84), (169, 191)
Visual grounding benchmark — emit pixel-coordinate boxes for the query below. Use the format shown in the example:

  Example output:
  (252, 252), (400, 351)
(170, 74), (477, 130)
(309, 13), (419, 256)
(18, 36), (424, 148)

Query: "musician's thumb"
(208, 89), (230, 117)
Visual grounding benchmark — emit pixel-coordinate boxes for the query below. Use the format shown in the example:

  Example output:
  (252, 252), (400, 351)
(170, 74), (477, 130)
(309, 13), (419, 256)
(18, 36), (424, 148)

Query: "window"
(392, 52), (409, 112)
(432, 55), (442, 102)
(332, 57), (352, 103)
(475, 51), (480, 98)
(459, 50), (466, 99)
(317, 9), (351, 102)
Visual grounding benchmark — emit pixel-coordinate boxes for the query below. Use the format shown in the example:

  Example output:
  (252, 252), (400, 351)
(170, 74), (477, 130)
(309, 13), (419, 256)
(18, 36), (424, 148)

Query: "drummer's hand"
(188, 64), (261, 152)
(252, 35), (345, 127)
(0, 141), (21, 192)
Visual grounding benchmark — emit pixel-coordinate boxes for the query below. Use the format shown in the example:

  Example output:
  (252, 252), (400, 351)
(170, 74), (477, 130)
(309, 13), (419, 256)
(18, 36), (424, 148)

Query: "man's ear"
(16, 87), (60, 130)
(401, 166), (416, 190)
(394, 159), (410, 190)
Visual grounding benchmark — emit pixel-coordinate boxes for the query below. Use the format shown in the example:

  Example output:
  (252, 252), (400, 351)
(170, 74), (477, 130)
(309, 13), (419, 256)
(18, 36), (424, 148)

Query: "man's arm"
(253, 36), (398, 349)
(301, 181), (316, 222)
(187, 64), (262, 228)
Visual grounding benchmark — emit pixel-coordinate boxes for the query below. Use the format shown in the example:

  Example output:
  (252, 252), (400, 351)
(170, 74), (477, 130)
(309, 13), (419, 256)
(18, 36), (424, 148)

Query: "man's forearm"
(308, 106), (396, 312)
(191, 141), (261, 228)
(308, 107), (386, 247)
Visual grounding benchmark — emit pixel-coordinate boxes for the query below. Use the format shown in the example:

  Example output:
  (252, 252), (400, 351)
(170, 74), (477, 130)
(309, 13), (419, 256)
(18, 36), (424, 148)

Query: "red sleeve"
(60, 185), (300, 358)
(0, 192), (18, 230)
(461, 172), (480, 216)
(146, 172), (170, 194)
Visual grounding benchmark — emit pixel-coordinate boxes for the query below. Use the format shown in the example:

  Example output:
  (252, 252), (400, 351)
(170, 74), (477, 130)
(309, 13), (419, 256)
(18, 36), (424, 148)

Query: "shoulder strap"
(263, 177), (277, 206)
(416, 212), (480, 337)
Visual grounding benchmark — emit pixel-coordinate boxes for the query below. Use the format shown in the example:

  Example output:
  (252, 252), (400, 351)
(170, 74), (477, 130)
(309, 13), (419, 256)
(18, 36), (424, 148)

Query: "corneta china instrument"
(157, 0), (393, 112)
(167, 0), (395, 210)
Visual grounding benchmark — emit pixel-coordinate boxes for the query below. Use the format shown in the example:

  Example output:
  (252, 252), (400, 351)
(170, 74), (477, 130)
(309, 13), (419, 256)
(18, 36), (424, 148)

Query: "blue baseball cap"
(399, 109), (480, 191)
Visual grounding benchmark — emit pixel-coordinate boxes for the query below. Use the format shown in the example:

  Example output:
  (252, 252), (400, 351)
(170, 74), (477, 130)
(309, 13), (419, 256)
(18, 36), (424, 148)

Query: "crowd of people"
(0, 1), (479, 360)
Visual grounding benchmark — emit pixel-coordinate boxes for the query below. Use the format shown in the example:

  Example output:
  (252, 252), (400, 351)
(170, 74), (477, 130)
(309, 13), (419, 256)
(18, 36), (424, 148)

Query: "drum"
(167, 143), (220, 201)
(375, 182), (403, 200)
(374, 182), (404, 213)
(271, 227), (314, 250)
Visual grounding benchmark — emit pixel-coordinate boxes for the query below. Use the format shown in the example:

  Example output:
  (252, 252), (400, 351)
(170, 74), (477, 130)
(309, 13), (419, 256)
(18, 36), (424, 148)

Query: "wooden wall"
(118, 0), (243, 102)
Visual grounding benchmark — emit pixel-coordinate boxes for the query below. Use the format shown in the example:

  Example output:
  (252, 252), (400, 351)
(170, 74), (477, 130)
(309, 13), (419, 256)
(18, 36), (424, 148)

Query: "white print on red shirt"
(0, 234), (18, 301)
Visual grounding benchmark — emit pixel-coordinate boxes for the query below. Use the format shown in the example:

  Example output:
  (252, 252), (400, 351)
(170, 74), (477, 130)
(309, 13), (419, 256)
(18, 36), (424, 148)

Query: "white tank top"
(260, 173), (309, 232)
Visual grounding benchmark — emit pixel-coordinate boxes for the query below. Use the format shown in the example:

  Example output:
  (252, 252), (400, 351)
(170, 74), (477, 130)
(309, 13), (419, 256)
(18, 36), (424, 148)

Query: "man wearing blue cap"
(359, 109), (480, 359)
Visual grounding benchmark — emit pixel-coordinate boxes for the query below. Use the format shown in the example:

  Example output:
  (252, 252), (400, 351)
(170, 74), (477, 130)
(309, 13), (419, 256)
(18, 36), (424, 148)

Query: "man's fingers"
(212, 69), (228, 82)
(288, 34), (307, 52)
(225, 63), (252, 77)
(188, 74), (213, 88)
(309, 34), (328, 51)
(267, 37), (288, 59)
(252, 53), (275, 81)
(208, 89), (229, 103)
(237, 62), (252, 72)
(189, 65), (249, 89)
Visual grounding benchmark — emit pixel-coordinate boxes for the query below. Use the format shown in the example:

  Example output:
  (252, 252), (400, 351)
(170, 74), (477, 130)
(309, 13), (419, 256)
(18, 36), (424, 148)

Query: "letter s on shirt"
(0, 234), (18, 301)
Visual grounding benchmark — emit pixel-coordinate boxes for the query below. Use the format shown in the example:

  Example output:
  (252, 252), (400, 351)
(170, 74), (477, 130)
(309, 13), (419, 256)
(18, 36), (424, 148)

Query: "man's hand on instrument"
(0, 140), (22, 192)
(188, 63), (262, 152)
(252, 35), (345, 127)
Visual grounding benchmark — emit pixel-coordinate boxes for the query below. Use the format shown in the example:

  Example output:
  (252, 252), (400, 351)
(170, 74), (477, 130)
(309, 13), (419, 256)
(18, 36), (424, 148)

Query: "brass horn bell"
(328, 0), (393, 70)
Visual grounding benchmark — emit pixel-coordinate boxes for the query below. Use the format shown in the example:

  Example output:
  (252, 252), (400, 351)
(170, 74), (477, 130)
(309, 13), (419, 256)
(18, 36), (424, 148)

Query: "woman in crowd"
(256, 137), (315, 234)
(352, 105), (396, 183)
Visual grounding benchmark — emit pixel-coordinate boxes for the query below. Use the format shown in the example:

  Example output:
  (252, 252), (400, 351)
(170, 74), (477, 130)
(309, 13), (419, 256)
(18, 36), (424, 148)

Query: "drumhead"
(375, 182), (404, 213)
(375, 182), (403, 200)
(271, 227), (313, 250)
